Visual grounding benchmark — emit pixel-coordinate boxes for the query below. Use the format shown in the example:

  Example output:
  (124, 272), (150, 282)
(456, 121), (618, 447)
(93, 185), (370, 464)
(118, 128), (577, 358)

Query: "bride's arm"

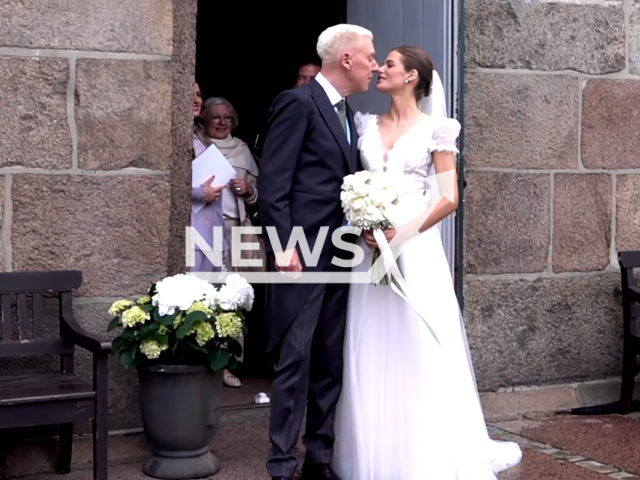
(417, 151), (458, 233)
(378, 152), (458, 246)
(384, 120), (461, 245)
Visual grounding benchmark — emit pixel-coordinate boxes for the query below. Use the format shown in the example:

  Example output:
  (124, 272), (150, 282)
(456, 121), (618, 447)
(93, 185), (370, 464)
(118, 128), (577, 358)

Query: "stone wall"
(0, 0), (195, 430)
(463, 0), (635, 391)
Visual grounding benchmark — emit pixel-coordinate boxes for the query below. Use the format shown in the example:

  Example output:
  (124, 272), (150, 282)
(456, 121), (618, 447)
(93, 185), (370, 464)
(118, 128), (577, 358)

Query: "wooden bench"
(619, 251), (640, 414)
(0, 270), (110, 479)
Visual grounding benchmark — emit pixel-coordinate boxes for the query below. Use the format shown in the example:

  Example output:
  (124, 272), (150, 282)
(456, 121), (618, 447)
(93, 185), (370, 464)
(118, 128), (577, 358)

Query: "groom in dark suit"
(258, 25), (379, 480)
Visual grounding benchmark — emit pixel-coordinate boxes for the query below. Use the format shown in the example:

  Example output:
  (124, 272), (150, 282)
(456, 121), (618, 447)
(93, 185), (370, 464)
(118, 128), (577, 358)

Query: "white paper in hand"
(192, 144), (237, 214)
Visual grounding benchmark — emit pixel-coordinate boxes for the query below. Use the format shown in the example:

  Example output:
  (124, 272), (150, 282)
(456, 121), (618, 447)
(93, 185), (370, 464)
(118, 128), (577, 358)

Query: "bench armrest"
(629, 284), (640, 305)
(61, 311), (112, 355)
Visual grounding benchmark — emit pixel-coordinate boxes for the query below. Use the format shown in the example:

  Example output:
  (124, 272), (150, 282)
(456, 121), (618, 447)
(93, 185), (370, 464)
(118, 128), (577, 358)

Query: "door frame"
(453, 0), (465, 311)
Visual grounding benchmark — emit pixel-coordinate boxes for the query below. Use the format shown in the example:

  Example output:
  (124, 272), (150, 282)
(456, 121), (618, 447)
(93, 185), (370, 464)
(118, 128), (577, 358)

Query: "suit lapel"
(309, 80), (353, 172)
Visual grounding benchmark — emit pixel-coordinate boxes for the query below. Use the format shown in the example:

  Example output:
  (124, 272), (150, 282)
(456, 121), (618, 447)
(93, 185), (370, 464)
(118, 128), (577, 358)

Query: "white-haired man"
(258, 24), (378, 480)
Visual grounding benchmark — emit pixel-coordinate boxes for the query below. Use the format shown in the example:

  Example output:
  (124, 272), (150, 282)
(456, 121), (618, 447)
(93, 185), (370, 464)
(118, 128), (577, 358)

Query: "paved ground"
(4, 408), (640, 479)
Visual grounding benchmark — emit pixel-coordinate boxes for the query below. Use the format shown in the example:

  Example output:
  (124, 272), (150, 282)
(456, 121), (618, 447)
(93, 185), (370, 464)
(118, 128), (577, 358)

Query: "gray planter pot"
(138, 364), (222, 479)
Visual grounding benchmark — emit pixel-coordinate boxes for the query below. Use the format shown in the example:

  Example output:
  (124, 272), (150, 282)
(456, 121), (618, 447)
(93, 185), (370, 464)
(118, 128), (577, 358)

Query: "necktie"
(335, 99), (348, 136)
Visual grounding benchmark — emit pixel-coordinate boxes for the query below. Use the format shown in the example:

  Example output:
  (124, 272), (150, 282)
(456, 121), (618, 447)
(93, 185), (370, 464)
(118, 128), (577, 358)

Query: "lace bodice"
(354, 112), (461, 194)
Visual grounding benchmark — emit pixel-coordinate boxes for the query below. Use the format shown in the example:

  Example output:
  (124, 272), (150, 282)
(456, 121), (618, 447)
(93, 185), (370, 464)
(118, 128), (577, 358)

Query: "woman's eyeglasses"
(206, 114), (233, 123)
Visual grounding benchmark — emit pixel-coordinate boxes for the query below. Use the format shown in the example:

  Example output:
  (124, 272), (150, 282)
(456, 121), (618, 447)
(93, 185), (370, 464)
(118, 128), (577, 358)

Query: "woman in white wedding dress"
(331, 46), (522, 480)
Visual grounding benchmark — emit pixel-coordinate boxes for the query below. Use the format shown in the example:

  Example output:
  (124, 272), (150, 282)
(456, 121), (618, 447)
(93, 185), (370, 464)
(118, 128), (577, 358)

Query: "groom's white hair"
(316, 24), (373, 64)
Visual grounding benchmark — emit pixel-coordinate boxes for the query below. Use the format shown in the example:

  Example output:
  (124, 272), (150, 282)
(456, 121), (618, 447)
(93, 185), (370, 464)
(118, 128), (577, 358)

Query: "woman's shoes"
(223, 369), (242, 388)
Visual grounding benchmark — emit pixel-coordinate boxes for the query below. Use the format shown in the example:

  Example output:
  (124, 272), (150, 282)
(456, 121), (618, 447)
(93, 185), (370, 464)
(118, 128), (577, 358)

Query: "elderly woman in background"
(196, 97), (263, 272)
(191, 83), (227, 273)
(195, 96), (263, 388)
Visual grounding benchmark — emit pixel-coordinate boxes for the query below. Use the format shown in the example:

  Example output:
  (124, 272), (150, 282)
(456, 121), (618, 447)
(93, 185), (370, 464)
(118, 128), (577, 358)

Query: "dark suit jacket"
(257, 79), (360, 351)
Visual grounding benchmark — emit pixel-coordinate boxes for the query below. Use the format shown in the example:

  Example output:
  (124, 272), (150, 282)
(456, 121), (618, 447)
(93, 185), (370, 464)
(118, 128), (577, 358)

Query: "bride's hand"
(361, 230), (378, 249)
(383, 228), (397, 243)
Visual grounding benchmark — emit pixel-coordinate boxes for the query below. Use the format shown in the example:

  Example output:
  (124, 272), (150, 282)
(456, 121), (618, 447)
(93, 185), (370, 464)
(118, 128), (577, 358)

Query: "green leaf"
(175, 312), (206, 339)
(151, 309), (169, 325)
(157, 316), (174, 326)
(120, 345), (138, 369)
(107, 317), (120, 332)
(185, 311), (208, 323)
(176, 323), (190, 339)
(154, 310), (175, 325)
(141, 322), (160, 334)
(208, 349), (230, 371)
(111, 337), (123, 353)
(186, 340), (208, 355)
(227, 339), (242, 357)
(148, 332), (169, 345)
(139, 303), (154, 313)
(120, 330), (136, 341)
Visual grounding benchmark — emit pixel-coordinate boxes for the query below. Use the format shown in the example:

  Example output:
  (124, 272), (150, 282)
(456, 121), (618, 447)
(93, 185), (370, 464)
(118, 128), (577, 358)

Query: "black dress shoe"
(301, 461), (342, 479)
(271, 477), (291, 480)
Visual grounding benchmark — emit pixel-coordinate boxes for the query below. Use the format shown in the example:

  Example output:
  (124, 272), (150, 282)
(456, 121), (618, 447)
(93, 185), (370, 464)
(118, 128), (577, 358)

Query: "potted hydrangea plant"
(107, 273), (254, 479)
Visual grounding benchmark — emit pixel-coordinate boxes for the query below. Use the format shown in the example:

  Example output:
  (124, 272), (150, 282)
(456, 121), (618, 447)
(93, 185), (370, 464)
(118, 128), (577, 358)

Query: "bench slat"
(0, 270), (81, 294)
(0, 339), (75, 357)
(32, 292), (43, 338)
(2, 293), (11, 341)
(0, 372), (94, 406)
(0, 398), (95, 428)
(17, 294), (29, 339)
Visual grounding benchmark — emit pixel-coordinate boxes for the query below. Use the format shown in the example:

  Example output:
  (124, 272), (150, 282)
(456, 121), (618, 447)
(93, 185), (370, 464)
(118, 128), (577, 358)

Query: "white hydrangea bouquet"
(107, 273), (254, 372)
(341, 170), (403, 285)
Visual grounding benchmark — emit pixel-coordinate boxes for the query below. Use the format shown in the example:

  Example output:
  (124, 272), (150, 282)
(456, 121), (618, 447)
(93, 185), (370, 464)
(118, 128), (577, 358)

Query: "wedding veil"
(417, 69), (448, 118)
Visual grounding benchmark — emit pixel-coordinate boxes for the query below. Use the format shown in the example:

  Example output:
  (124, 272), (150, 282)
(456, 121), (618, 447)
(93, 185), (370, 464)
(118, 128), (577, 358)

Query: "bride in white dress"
(331, 46), (522, 479)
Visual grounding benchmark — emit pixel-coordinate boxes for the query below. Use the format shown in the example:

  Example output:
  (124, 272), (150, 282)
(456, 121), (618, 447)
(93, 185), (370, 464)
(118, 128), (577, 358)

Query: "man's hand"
(275, 248), (302, 274)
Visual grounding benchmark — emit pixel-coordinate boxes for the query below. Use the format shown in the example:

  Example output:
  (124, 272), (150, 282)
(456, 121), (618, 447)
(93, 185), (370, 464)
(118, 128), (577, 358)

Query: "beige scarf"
(204, 134), (258, 177)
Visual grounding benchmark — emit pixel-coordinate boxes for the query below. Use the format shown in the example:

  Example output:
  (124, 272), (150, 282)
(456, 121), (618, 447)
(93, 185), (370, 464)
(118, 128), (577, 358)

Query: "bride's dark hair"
(392, 45), (434, 102)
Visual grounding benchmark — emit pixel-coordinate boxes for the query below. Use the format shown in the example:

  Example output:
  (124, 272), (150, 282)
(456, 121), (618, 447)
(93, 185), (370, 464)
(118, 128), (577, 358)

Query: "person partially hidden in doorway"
(196, 96), (267, 389)
(254, 60), (322, 157)
(294, 61), (320, 87)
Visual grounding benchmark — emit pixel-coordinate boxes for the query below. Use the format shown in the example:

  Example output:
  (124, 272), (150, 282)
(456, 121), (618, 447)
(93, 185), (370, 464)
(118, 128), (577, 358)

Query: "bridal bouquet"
(107, 273), (254, 372)
(341, 170), (403, 285)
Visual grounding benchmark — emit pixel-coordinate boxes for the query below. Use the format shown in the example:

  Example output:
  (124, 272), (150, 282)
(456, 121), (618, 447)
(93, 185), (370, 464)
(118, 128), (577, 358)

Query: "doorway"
(196, 0), (345, 153)
(195, 0), (346, 407)
(194, 0), (463, 407)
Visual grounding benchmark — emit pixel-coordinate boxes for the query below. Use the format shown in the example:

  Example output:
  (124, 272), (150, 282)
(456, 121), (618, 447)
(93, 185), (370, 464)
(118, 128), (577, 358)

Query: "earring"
(405, 79), (409, 83)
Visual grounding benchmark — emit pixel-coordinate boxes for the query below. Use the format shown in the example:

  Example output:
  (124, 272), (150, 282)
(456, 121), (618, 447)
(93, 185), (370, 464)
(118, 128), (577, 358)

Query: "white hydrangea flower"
(217, 274), (254, 311)
(202, 284), (219, 310)
(152, 273), (217, 316)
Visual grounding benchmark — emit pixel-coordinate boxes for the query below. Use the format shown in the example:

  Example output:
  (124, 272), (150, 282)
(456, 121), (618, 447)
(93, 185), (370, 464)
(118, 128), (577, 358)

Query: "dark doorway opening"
(196, 0), (345, 154)
(194, 0), (344, 406)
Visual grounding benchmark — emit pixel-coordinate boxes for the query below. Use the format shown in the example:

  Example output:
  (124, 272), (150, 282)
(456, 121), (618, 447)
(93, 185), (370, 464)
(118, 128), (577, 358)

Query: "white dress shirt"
(314, 72), (351, 144)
